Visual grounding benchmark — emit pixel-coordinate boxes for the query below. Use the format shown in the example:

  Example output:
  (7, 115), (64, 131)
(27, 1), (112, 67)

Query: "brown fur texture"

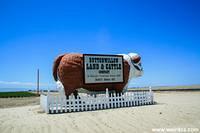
(53, 53), (130, 96)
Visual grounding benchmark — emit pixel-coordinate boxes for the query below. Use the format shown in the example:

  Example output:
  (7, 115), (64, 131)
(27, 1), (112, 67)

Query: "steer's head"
(128, 53), (143, 78)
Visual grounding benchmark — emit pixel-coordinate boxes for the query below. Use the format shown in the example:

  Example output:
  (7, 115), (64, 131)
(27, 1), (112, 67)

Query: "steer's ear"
(132, 55), (141, 64)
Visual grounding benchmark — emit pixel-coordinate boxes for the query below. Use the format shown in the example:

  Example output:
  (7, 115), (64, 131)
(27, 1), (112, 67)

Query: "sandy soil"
(0, 92), (200, 133)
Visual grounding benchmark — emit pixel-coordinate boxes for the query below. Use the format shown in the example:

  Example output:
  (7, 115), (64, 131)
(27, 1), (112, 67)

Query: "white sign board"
(83, 54), (124, 84)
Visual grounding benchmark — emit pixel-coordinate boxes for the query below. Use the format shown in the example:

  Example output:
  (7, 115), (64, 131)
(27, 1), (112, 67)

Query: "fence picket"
(142, 92), (144, 105)
(113, 93), (116, 108)
(69, 96), (71, 112)
(55, 96), (58, 113)
(136, 92), (139, 106)
(116, 93), (119, 108)
(93, 95), (97, 110)
(131, 92), (134, 106)
(127, 93), (130, 107)
(140, 92), (142, 105)
(50, 96), (54, 114)
(145, 91), (147, 105)
(64, 96), (67, 112)
(100, 97), (103, 109)
(139, 92), (141, 105)
(110, 94), (113, 108)
(46, 92), (50, 113)
(73, 96), (75, 112)
(85, 95), (88, 111)
(106, 96), (109, 109)
(59, 97), (63, 113)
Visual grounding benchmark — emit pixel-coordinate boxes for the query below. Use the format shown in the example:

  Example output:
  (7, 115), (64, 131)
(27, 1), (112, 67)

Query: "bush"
(0, 92), (38, 98)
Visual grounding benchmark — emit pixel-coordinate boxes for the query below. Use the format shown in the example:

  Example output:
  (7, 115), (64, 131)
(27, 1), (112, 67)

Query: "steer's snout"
(128, 53), (143, 77)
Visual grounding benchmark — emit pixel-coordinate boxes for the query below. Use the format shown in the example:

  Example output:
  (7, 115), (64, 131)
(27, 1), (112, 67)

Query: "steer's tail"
(53, 54), (65, 81)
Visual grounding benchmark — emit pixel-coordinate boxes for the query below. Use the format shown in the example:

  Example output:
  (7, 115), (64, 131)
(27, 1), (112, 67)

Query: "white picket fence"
(40, 89), (154, 114)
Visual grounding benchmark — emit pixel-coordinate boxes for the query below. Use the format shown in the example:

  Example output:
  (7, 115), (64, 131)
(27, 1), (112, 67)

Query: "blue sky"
(0, 0), (200, 90)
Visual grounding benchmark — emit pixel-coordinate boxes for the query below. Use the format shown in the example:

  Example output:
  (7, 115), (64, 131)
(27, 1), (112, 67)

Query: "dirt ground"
(0, 92), (200, 133)
(0, 97), (40, 108)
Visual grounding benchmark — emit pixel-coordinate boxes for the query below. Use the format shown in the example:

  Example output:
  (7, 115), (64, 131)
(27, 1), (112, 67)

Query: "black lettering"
(118, 64), (121, 69)
(101, 64), (104, 69)
(86, 63), (99, 69)
(99, 70), (110, 74)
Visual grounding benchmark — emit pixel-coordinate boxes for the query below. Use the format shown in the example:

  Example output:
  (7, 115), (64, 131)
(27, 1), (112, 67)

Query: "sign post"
(37, 69), (39, 95)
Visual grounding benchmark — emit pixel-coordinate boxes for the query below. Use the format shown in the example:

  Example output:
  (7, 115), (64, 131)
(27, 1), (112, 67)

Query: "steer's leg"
(63, 86), (74, 98)
(73, 90), (79, 99)
(115, 91), (125, 97)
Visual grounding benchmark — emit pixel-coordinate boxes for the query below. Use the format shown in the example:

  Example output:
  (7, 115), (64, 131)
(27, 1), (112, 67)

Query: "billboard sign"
(83, 54), (124, 84)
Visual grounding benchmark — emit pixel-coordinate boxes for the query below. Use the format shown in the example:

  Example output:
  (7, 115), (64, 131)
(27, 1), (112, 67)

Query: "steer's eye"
(132, 56), (141, 64)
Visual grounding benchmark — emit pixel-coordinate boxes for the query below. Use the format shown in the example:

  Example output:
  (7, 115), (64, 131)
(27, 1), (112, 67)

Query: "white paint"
(56, 80), (65, 97)
(40, 89), (154, 114)
(119, 53), (143, 92)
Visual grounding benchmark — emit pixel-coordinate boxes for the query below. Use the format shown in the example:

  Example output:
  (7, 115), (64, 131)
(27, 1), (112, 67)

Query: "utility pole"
(37, 69), (39, 95)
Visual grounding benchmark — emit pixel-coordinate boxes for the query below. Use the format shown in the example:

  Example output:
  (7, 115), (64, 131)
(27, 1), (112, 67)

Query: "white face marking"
(128, 53), (143, 77)
(56, 80), (65, 96)
(120, 53), (143, 91)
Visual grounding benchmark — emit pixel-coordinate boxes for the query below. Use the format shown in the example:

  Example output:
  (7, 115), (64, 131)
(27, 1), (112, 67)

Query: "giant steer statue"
(53, 53), (143, 96)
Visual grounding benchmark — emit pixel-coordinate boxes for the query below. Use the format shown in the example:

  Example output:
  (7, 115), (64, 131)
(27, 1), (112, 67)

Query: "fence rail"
(40, 89), (154, 114)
